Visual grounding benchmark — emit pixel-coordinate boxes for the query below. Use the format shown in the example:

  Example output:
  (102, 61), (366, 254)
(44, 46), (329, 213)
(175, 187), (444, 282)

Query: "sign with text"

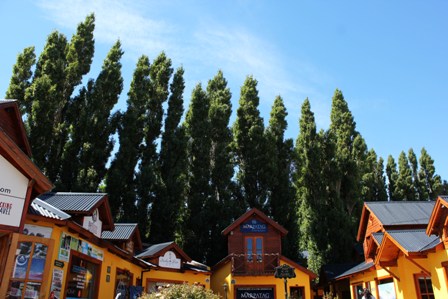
(0, 154), (29, 227)
(240, 219), (268, 233)
(236, 287), (274, 299)
(159, 251), (181, 269)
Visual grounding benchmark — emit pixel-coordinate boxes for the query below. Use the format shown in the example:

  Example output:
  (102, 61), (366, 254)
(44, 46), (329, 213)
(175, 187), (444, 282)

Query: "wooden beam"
(378, 263), (400, 281)
(405, 257), (431, 276)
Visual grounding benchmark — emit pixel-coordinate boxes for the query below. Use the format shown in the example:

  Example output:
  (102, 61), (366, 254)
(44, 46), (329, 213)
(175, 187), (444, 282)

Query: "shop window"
(2, 234), (54, 299)
(146, 280), (181, 293)
(414, 274), (434, 299)
(245, 237), (263, 262)
(65, 253), (100, 299)
(377, 278), (396, 299)
(353, 283), (363, 299)
(290, 286), (304, 299)
(115, 268), (133, 299)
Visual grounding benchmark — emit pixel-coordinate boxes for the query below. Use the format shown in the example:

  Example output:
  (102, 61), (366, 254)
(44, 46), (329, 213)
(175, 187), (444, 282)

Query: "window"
(415, 274), (434, 299)
(353, 283), (363, 299)
(65, 253), (100, 299)
(378, 277), (396, 299)
(245, 237), (263, 263)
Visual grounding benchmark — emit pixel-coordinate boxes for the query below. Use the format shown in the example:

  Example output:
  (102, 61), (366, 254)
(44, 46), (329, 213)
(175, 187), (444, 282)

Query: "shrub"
(138, 283), (221, 299)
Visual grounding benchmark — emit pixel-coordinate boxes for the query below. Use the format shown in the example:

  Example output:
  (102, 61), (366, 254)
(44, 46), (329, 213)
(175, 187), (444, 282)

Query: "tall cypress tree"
(386, 155), (399, 201)
(5, 46), (36, 112)
(395, 151), (414, 200)
(408, 148), (421, 200)
(183, 84), (212, 262)
(157, 67), (188, 244)
(418, 148), (442, 200)
(106, 55), (151, 220)
(138, 53), (173, 241)
(329, 89), (366, 241)
(17, 14), (95, 182)
(232, 76), (269, 210)
(362, 149), (387, 201)
(206, 70), (234, 265)
(266, 96), (297, 259)
(60, 41), (123, 192)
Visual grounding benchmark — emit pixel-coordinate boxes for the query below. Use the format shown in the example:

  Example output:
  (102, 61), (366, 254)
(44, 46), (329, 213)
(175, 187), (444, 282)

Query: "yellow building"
(211, 208), (317, 299)
(334, 200), (448, 299)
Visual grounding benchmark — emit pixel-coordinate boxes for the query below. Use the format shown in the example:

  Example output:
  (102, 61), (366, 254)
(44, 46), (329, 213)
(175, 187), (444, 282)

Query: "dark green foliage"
(418, 148), (442, 200)
(106, 55), (151, 220)
(182, 84), (212, 262)
(205, 71), (235, 265)
(5, 47), (36, 113)
(362, 149), (387, 201)
(59, 41), (123, 192)
(386, 155), (399, 201)
(138, 53), (173, 241)
(395, 151), (415, 200)
(266, 96), (297, 259)
(232, 76), (269, 210)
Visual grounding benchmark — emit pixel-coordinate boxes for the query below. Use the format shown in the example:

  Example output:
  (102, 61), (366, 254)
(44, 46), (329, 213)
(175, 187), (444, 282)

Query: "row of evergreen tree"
(5, 15), (443, 273)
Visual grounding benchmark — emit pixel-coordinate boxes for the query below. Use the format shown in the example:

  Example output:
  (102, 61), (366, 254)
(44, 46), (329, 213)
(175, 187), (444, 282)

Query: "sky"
(1, 0), (448, 180)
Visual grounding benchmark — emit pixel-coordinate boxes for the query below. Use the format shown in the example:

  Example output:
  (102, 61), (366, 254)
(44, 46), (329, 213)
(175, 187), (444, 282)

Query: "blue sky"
(1, 0), (448, 180)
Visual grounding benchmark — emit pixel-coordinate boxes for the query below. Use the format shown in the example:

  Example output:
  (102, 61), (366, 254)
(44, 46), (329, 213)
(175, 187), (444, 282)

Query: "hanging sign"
(0, 154), (29, 228)
(159, 251), (181, 269)
(240, 219), (268, 233)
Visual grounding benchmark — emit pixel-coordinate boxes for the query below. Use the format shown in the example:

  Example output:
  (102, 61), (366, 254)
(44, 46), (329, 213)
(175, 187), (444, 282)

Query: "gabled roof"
(375, 229), (440, 267)
(135, 241), (192, 262)
(222, 208), (288, 236)
(0, 99), (31, 156)
(0, 100), (53, 199)
(28, 198), (71, 220)
(335, 261), (375, 280)
(102, 223), (142, 251)
(38, 192), (114, 230)
(384, 229), (440, 255)
(426, 196), (448, 237)
(357, 201), (435, 241)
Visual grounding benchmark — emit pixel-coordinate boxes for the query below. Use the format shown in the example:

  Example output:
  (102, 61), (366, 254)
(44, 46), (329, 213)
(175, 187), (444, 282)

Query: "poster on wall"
(0, 154), (29, 228)
(59, 232), (104, 262)
(51, 268), (64, 299)
(23, 224), (53, 238)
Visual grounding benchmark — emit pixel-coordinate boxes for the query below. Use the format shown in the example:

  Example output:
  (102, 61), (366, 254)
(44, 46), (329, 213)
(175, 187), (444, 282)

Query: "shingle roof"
(38, 192), (106, 212)
(28, 198), (71, 220)
(102, 223), (138, 240)
(372, 232), (384, 245)
(387, 229), (440, 253)
(135, 241), (174, 258)
(366, 201), (434, 226)
(335, 261), (375, 279)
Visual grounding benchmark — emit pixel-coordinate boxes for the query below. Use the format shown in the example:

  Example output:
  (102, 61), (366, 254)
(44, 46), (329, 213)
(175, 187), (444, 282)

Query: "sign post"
(274, 264), (296, 299)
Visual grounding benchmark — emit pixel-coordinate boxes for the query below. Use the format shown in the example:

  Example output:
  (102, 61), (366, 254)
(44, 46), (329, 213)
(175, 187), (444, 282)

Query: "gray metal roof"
(38, 192), (106, 212)
(0, 99), (17, 104)
(102, 223), (138, 240)
(135, 241), (174, 258)
(28, 198), (71, 220)
(335, 261), (374, 279)
(366, 201), (434, 226)
(372, 232), (384, 245)
(387, 229), (440, 253)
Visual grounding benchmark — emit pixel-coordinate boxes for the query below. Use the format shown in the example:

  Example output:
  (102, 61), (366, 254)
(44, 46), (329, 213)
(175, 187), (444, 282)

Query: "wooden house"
(211, 208), (317, 299)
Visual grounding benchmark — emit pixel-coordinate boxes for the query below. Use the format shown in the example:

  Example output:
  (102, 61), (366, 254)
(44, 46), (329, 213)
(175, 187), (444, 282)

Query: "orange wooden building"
(211, 208), (317, 299)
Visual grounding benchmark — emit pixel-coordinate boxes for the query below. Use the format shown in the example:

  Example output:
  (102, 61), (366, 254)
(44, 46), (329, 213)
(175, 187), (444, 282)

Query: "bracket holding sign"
(275, 264), (296, 299)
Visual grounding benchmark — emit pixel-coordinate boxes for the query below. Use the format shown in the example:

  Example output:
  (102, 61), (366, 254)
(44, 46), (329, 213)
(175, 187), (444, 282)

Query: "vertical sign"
(0, 154), (29, 227)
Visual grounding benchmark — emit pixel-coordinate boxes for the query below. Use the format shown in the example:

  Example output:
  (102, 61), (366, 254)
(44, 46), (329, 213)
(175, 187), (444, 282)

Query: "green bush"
(138, 283), (221, 299)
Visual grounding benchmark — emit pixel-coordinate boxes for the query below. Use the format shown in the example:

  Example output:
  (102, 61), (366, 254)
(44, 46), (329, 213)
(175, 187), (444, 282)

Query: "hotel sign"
(159, 251), (181, 269)
(236, 287), (274, 299)
(0, 154), (29, 228)
(240, 219), (268, 233)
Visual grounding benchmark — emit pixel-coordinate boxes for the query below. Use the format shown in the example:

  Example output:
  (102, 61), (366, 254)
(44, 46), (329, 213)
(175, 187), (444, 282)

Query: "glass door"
(0, 233), (54, 299)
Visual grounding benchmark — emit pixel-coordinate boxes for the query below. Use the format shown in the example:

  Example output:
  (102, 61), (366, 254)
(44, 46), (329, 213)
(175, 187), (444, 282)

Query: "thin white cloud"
(36, 0), (333, 129)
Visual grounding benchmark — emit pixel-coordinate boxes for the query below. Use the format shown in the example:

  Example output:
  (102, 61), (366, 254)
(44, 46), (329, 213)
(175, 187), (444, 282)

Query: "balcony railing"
(230, 253), (280, 276)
